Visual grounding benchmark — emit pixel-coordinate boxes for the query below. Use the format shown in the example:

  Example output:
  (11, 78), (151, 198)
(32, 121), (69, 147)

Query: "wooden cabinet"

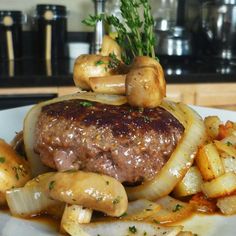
(0, 82), (236, 111)
(167, 83), (236, 111)
(194, 83), (236, 111)
(166, 84), (195, 104)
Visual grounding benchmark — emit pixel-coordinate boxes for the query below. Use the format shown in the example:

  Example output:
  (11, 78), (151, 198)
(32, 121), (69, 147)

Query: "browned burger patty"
(34, 99), (184, 185)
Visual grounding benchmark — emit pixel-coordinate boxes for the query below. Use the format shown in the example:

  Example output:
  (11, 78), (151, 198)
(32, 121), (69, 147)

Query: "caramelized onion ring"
(126, 101), (206, 200)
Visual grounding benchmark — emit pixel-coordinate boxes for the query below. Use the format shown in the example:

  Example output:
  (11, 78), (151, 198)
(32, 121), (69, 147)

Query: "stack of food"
(0, 1), (236, 235)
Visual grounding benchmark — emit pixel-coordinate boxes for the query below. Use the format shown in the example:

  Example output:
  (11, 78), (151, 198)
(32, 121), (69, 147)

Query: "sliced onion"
(63, 219), (182, 236)
(146, 195), (194, 224)
(23, 92), (127, 177)
(126, 101), (206, 200)
(5, 172), (63, 217)
(120, 199), (161, 221)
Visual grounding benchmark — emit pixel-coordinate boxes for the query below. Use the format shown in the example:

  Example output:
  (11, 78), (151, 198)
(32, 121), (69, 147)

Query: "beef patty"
(34, 99), (184, 184)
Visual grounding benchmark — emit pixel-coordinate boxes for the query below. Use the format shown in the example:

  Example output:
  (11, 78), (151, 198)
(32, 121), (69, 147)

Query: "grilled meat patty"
(34, 99), (184, 184)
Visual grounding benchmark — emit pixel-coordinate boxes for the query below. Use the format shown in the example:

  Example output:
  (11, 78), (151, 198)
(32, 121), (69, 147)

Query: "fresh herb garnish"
(49, 180), (55, 190)
(15, 172), (19, 180)
(96, 196), (103, 201)
(79, 101), (93, 107)
(0, 156), (5, 163)
(108, 52), (121, 69)
(129, 225), (137, 234)
(120, 212), (128, 217)
(172, 204), (183, 212)
(83, 0), (156, 63)
(12, 165), (28, 180)
(226, 141), (233, 146)
(143, 115), (151, 122)
(112, 196), (121, 205)
(153, 219), (160, 224)
(95, 60), (105, 66)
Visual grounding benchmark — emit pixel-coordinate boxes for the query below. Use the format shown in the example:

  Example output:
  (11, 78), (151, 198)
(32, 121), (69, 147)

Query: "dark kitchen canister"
(0, 11), (25, 60)
(35, 4), (67, 59)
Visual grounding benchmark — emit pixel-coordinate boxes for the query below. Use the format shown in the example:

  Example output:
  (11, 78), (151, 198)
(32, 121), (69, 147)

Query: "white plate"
(0, 105), (236, 236)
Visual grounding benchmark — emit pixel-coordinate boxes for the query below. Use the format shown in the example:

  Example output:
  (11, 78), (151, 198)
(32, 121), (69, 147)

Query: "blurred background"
(0, 0), (236, 111)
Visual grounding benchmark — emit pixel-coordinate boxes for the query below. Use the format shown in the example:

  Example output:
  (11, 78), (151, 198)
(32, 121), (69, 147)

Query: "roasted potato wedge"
(195, 143), (225, 181)
(201, 172), (236, 198)
(173, 166), (203, 197)
(0, 139), (31, 205)
(214, 140), (236, 158)
(217, 194), (236, 215)
(222, 156), (236, 174)
(204, 116), (221, 140)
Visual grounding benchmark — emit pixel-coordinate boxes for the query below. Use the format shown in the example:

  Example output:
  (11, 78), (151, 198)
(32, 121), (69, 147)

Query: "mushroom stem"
(89, 74), (126, 94)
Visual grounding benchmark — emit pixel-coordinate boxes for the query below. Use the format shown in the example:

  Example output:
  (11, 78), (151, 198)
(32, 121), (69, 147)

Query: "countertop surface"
(1, 58), (236, 88)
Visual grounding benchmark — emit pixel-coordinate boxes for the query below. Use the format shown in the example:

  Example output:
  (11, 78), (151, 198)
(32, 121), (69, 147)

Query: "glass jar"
(0, 11), (25, 60)
(35, 4), (67, 59)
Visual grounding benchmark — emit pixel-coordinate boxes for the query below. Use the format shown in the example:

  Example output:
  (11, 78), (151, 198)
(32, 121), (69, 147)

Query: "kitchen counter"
(0, 58), (236, 88)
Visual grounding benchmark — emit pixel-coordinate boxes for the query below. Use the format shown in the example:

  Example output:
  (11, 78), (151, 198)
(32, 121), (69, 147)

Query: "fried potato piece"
(173, 166), (203, 197)
(222, 156), (236, 174)
(204, 116), (221, 140)
(195, 143), (225, 181)
(201, 172), (236, 198)
(0, 139), (31, 205)
(214, 140), (236, 158)
(217, 193), (236, 215)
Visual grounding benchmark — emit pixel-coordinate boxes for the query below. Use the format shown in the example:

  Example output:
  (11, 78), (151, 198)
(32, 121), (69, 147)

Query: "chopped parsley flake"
(96, 196), (103, 201)
(108, 53), (120, 69)
(49, 180), (55, 190)
(172, 204), (183, 212)
(129, 225), (137, 234)
(143, 116), (151, 122)
(15, 172), (19, 180)
(79, 101), (93, 107)
(153, 219), (160, 224)
(95, 60), (105, 66)
(226, 141), (233, 146)
(0, 156), (5, 163)
(112, 196), (121, 205)
(120, 212), (127, 217)
(12, 165), (27, 180)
